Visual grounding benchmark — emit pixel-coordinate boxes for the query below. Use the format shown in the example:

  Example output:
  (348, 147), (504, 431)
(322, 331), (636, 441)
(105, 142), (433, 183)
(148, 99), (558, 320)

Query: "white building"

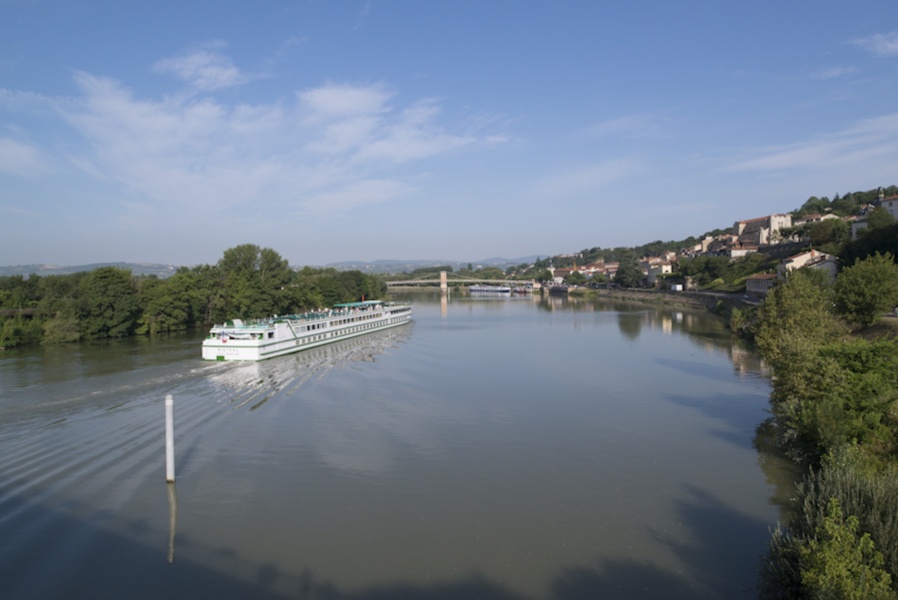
(733, 214), (792, 247)
(777, 249), (838, 282)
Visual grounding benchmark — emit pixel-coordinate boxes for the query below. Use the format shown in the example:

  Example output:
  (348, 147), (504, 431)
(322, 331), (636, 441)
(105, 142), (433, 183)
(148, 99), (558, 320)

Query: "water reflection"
(617, 311), (644, 341)
(167, 483), (177, 563)
(205, 324), (414, 412)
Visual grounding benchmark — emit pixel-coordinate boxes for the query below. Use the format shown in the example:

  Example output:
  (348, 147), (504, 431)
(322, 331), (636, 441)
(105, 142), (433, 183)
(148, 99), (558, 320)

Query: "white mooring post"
(165, 394), (175, 482)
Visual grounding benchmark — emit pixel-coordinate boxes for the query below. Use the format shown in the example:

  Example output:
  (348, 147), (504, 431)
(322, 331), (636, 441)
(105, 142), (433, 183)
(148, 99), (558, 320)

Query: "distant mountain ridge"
(0, 262), (179, 278)
(0, 256), (544, 278)
(323, 256), (542, 273)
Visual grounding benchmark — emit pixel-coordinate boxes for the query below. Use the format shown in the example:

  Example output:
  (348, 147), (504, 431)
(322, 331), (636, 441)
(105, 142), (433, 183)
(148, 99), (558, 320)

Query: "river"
(0, 291), (794, 599)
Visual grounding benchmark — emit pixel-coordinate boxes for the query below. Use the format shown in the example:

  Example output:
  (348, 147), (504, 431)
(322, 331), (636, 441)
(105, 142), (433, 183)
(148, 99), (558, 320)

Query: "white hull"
(202, 301), (412, 361)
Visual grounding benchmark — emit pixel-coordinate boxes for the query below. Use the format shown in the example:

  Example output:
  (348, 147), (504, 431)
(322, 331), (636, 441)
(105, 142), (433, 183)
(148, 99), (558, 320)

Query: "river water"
(0, 291), (793, 600)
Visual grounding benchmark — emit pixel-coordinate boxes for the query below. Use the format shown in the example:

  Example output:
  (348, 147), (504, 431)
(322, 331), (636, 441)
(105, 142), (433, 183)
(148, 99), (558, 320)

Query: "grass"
(855, 317), (898, 341)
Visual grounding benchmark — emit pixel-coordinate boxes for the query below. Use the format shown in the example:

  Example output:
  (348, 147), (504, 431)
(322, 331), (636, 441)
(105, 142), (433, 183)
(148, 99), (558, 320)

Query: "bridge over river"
(386, 271), (537, 291)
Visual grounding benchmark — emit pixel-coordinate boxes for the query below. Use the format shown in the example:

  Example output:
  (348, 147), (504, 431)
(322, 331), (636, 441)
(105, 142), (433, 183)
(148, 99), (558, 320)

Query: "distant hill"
(0, 262), (179, 278)
(324, 256), (543, 273)
(0, 256), (545, 278)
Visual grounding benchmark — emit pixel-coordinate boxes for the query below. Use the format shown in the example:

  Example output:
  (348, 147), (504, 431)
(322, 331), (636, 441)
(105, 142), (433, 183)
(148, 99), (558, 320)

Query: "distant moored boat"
(469, 284), (511, 293)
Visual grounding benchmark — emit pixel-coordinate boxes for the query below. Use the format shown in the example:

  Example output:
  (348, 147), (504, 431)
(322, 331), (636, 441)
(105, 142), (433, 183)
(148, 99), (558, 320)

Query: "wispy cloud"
(811, 66), (855, 80)
(21, 57), (499, 218)
(153, 46), (251, 91)
(586, 112), (674, 140)
(299, 83), (392, 122)
(725, 112), (898, 173)
(531, 159), (641, 199)
(0, 137), (46, 176)
(0, 204), (41, 218)
(852, 31), (898, 57)
(354, 2), (372, 30)
(305, 178), (414, 215)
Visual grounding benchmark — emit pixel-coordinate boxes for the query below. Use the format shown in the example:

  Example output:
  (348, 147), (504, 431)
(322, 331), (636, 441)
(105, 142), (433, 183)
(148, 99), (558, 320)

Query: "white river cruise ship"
(202, 300), (412, 361)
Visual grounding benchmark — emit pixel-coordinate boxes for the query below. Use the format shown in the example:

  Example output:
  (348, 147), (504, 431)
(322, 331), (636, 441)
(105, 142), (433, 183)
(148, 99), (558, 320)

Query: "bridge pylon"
(440, 271), (448, 295)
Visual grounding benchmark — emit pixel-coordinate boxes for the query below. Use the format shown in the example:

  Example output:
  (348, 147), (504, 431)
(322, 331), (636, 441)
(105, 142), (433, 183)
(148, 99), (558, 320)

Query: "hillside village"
(544, 185), (898, 296)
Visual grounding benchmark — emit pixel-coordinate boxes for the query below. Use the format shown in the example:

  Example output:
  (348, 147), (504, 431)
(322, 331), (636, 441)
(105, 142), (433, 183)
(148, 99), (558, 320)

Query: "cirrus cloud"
(725, 113), (898, 173)
(36, 58), (498, 219)
(153, 48), (252, 91)
(0, 137), (46, 176)
(852, 31), (898, 57)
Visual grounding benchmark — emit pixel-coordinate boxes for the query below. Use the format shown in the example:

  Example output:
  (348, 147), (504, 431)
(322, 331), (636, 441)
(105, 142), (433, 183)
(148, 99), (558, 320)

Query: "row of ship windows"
(295, 317), (405, 344)
(301, 312), (409, 332)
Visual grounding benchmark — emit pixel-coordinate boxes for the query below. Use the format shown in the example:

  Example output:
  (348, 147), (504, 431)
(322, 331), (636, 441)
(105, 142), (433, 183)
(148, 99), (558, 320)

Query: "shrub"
(799, 498), (894, 599)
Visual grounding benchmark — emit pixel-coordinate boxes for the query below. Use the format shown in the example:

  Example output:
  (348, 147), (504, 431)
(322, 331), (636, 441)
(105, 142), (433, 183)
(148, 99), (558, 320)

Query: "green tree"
(676, 255), (731, 287)
(756, 271), (842, 371)
(0, 317), (42, 349)
(840, 223), (898, 269)
(788, 339), (898, 460)
(290, 266), (327, 310)
(809, 218), (849, 250)
(79, 267), (139, 339)
(834, 253), (898, 327)
(136, 276), (190, 335)
(755, 271), (847, 449)
(799, 498), (895, 600)
(831, 194), (859, 216)
(799, 195), (831, 216)
(614, 253), (643, 288)
(867, 207), (896, 231)
(0, 275), (39, 309)
(35, 273), (85, 344)
(564, 271), (587, 286)
(217, 244), (293, 319)
(476, 266), (506, 280)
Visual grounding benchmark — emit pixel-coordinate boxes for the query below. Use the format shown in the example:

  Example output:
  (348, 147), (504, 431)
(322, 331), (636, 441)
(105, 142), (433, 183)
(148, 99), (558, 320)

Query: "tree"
(0, 317), (42, 349)
(755, 270), (846, 413)
(79, 267), (139, 339)
(799, 498), (894, 600)
(564, 271), (587, 286)
(834, 252), (898, 327)
(867, 207), (896, 231)
(136, 276), (190, 335)
(614, 253), (643, 288)
(809, 219), (849, 249)
(676, 255), (731, 287)
(799, 195), (831, 216)
(831, 194), (858, 216)
(217, 244), (293, 319)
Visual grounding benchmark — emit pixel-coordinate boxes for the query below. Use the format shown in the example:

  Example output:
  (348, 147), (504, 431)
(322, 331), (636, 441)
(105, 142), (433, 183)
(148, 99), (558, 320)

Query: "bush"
(0, 317), (43, 349)
(799, 452), (898, 580)
(761, 456), (898, 599)
(798, 498), (894, 599)
(834, 253), (898, 327)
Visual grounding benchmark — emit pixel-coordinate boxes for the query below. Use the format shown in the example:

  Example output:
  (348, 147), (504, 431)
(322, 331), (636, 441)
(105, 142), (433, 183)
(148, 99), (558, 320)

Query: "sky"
(1, 0), (897, 268)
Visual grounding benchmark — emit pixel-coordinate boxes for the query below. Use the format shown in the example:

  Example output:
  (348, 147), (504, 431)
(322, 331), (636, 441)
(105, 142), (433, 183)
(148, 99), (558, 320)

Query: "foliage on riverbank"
(750, 258), (898, 598)
(0, 244), (387, 349)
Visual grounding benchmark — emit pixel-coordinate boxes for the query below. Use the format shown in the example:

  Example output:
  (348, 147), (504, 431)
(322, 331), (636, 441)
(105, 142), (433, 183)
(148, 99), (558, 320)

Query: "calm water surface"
(0, 292), (793, 599)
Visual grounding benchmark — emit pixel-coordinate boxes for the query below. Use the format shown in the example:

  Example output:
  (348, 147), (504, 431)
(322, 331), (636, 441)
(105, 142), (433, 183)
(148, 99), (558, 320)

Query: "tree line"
(739, 255), (898, 598)
(0, 244), (387, 350)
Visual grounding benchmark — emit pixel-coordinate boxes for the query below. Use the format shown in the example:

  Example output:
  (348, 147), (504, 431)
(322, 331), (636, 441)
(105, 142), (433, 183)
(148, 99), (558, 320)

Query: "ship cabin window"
(268, 332), (275, 339)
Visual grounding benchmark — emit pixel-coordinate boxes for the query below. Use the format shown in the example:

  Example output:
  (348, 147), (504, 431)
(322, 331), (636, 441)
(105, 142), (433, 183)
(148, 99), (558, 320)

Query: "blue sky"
(2, 1), (897, 267)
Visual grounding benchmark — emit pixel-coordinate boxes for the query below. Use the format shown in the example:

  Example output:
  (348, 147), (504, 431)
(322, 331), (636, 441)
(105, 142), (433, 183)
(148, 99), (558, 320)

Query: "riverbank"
(565, 286), (750, 313)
